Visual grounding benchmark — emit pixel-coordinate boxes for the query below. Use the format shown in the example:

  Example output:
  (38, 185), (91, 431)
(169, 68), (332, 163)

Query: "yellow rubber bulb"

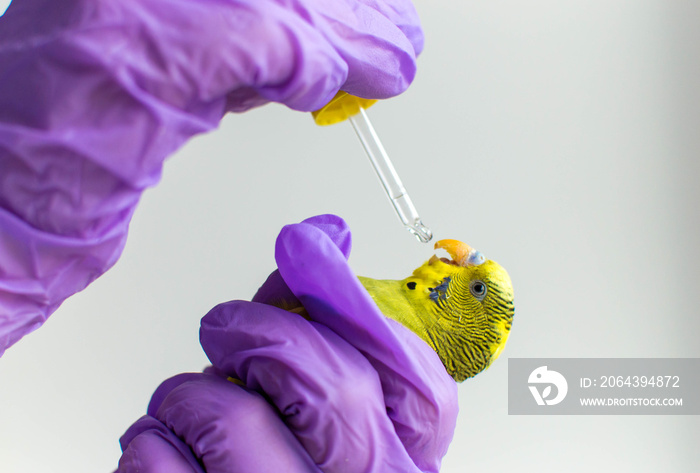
(311, 91), (378, 126)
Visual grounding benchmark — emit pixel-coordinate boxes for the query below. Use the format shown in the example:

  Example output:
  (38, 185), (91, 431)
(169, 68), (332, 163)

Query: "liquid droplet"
(406, 220), (433, 243)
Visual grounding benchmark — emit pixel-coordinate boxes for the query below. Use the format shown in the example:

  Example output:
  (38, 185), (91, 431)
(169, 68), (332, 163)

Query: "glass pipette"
(348, 108), (433, 243)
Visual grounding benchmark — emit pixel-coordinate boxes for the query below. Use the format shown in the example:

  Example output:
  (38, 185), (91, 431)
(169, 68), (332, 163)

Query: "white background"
(1, 0), (698, 472)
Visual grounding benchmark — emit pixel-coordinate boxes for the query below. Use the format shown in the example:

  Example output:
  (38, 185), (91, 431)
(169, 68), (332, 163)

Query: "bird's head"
(403, 239), (514, 382)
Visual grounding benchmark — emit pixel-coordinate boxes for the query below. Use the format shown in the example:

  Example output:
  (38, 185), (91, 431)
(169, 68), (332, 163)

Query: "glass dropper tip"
(406, 220), (433, 243)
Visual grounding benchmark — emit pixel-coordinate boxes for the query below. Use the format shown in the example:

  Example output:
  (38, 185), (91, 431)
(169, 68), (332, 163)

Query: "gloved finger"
(252, 214), (350, 306)
(117, 415), (204, 473)
(144, 370), (233, 418)
(273, 0), (420, 103)
(119, 374), (319, 472)
(353, 0), (424, 60)
(146, 372), (203, 417)
(153, 374), (319, 473)
(200, 300), (422, 473)
(275, 219), (458, 473)
(67, 0), (421, 112)
(357, 0), (424, 55)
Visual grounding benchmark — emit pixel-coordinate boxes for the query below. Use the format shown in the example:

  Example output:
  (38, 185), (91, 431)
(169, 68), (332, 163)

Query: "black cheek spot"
(406, 281), (417, 290)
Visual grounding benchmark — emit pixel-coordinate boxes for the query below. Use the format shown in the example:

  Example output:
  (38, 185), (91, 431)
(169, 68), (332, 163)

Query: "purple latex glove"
(118, 215), (458, 473)
(0, 0), (423, 355)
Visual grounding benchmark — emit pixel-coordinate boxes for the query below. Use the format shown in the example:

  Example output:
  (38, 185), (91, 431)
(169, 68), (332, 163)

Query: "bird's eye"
(470, 280), (487, 300)
(406, 281), (417, 290)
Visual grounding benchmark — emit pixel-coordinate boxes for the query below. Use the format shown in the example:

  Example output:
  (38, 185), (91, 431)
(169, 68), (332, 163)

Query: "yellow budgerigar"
(276, 238), (514, 383)
(359, 239), (514, 382)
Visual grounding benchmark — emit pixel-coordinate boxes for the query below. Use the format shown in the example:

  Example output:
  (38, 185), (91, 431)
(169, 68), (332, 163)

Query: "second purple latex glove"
(0, 0), (423, 355)
(118, 215), (458, 473)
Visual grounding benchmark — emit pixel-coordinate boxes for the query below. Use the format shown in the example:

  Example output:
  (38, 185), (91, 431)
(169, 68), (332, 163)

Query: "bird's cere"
(432, 239), (486, 267)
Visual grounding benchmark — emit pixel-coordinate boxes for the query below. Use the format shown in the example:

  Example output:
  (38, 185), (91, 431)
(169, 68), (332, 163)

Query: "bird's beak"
(431, 239), (486, 267)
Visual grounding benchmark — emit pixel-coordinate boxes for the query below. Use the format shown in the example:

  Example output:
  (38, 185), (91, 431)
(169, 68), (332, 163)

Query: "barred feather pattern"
(422, 264), (514, 382)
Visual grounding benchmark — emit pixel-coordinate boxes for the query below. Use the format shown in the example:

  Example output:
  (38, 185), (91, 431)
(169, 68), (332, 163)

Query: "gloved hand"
(0, 0), (423, 355)
(117, 215), (458, 473)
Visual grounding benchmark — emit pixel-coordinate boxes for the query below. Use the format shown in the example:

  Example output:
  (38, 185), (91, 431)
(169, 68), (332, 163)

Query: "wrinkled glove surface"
(0, 0), (423, 354)
(118, 215), (457, 473)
